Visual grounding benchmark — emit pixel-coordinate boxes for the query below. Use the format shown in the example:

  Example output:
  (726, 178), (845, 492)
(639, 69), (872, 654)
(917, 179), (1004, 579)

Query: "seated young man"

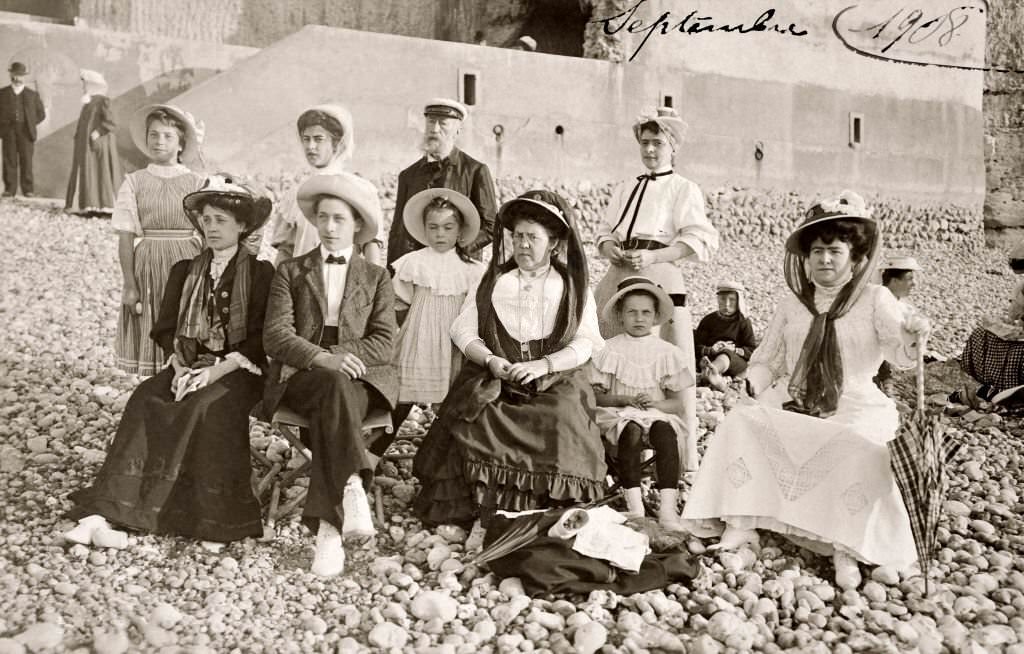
(262, 172), (397, 578)
(694, 281), (756, 392)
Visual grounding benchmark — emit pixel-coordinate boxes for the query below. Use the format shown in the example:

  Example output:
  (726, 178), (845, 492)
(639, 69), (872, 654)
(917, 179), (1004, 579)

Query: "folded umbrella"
(888, 334), (962, 594)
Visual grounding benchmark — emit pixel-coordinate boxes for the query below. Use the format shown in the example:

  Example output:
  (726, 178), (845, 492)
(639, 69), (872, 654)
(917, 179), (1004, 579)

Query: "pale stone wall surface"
(983, 0), (1024, 242)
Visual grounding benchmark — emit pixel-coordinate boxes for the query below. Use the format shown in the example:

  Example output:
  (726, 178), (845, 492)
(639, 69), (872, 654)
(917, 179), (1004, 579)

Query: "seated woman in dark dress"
(413, 190), (607, 544)
(65, 174), (275, 547)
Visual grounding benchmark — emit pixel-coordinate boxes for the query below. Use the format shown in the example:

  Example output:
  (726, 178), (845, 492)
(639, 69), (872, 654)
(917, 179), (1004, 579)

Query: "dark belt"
(320, 326), (339, 347)
(622, 238), (668, 251)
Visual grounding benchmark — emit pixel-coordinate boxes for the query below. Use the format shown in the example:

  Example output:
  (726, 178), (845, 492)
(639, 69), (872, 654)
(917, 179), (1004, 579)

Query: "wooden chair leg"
(267, 483), (282, 528)
(374, 486), (384, 527)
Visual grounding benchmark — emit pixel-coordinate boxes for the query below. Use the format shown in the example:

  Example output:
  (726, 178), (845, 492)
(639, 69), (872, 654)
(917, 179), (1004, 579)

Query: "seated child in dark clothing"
(694, 281), (756, 392)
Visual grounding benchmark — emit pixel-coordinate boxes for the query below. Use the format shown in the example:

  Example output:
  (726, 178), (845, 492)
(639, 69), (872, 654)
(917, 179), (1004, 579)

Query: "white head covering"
(716, 280), (746, 317)
(298, 104), (355, 170)
(80, 69), (107, 97)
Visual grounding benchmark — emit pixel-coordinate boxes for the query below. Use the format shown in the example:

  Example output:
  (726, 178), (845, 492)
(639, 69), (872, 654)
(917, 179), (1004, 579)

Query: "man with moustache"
(385, 98), (496, 270)
(0, 62), (46, 198)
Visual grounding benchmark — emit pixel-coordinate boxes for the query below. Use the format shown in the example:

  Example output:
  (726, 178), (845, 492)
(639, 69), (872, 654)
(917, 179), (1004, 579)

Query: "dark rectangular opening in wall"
(463, 73), (477, 106)
(663, 95), (673, 108)
(849, 112), (864, 148)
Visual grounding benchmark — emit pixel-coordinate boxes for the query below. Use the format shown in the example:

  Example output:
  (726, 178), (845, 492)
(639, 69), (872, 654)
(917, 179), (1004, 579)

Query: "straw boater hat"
(296, 173), (382, 245)
(881, 254), (921, 271)
(633, 107), (688, 151)
(785, 190), (876, 256)
(423, 98), (467, 121)
(129, 103), (203, 164)
(80, 69), (107, 95)
(601, 276), (674, 326)
(182, 173), (273, 236)
(403, 188), (480, 247)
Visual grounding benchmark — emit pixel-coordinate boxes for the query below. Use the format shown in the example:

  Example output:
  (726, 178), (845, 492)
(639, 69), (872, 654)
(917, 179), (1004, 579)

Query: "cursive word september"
(593, 0), (809, 63)
(845, 4), (982, 54)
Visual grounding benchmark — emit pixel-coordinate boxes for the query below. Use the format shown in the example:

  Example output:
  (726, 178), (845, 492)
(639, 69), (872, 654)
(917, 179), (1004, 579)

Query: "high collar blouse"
(450, 267), (604, 367)
(595, 169), (719, 263)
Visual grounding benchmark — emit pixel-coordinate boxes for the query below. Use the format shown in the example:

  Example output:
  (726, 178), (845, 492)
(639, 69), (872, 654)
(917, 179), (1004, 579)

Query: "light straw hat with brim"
(129, 103), (203, 164)
(882, 255), (921, 271)
(601, 276), (674, 327)
(296, 173), (382, 245)
(403, 188), (480, 247)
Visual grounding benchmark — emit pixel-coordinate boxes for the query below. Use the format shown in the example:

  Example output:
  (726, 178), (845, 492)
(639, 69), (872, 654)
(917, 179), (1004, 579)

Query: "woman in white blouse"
(413, 190), (607, 529)
(594, 107), (719, 471)
(683, 191), (930, 590)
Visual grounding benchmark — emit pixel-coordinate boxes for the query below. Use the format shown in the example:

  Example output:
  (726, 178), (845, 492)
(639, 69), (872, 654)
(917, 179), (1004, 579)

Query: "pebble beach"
(0, 196), (1022, 653)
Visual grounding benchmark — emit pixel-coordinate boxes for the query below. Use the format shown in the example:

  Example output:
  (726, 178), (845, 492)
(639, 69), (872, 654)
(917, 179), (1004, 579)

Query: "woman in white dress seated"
(682, 190), (930, 589)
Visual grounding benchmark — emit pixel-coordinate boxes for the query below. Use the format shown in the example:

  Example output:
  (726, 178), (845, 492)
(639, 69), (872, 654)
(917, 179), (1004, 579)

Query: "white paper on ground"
(571, 507), (649, 573)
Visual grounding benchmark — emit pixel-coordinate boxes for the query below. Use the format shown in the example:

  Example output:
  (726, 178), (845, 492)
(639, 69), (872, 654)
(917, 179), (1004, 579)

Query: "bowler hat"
(8, 62), (27, 76)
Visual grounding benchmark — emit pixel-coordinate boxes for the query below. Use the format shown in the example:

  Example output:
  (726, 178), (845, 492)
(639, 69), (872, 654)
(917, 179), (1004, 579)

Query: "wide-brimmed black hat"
(183, 173), (273, 236)
(497, 189), (571, 238)
(785, 190), (876, 255)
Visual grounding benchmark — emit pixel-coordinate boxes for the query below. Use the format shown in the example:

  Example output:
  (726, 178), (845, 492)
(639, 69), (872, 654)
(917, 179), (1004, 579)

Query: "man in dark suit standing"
(263, 172), (397, 578)
(0, 62), (46, 197)
(385, 98), (497, 269)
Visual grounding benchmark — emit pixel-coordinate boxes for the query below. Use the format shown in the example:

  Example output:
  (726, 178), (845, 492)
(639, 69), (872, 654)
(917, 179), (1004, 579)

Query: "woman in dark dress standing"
(65, 174), (274, 546)
(64, 69), (124, 215)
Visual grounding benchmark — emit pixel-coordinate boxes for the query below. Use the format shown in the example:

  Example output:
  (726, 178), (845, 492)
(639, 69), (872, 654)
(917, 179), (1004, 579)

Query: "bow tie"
(325, 254), (347, 265)
(637, 170), (673, 182)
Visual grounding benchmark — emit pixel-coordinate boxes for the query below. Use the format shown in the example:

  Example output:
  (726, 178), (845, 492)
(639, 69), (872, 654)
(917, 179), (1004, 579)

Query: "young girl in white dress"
(388, 189), (486, 442)
(590, 276), (694, 530)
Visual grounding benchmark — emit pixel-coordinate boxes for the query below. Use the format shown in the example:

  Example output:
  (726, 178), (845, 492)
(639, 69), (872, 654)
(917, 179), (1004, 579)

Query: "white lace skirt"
(682, 381), (917, 569)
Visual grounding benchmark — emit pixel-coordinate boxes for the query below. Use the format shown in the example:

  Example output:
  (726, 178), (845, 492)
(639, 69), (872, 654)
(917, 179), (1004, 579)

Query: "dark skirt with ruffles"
(67, 367), (263, 542)
(412, 356), (608, 526)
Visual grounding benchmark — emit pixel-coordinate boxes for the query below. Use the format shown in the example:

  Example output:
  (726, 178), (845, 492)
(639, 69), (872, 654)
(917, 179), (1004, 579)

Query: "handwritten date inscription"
(832, 3), (986, 70)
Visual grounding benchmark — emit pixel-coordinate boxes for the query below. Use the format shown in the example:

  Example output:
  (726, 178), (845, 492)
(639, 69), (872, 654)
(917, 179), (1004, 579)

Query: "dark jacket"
(693, 311), (757, 360)
(0, 85), (46, 140)
(386, 147), (497, 268)
(152, 252), (276, 368)
(262, 247), (398, 417)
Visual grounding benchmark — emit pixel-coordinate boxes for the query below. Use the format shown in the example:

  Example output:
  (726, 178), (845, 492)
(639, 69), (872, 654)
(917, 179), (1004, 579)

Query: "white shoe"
(622, 487), (646, 520)
(708, 525), (759, 551)
(64, 515), (110, 545)
(657, 488), (685, 531)
(311, 520), (346, 578)
(92, 527), (129, 549)
(833, 551), (862, 590)
(341, 475), (376, 541)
